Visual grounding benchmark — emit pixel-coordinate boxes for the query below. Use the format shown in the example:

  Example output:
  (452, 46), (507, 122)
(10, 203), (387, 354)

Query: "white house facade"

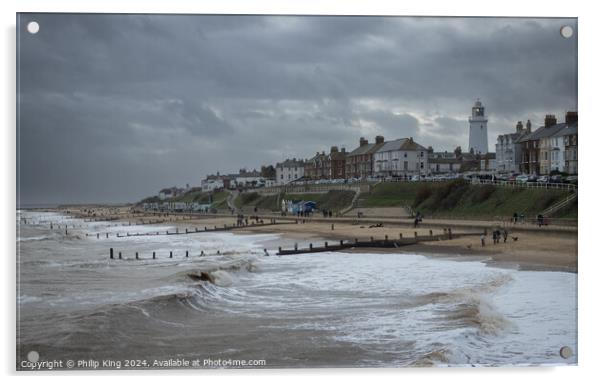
(495, 120), (531, 173)
(275, 158), (306, 185)
(200, 178), (224, 192)
(373, 138), (428, 177)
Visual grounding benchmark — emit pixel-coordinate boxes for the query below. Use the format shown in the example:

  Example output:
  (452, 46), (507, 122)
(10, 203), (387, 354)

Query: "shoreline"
(23, 207), (578, 274)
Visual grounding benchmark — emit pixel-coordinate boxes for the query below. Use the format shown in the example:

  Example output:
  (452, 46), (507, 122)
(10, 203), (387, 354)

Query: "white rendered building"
(373, 137), (428, 177)
(275, 158), (305, 185)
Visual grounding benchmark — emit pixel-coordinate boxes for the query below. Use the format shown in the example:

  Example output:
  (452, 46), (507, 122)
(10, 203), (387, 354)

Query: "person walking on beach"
(492, 230), (497, 244)
(503, 229), (508, 243)
(513, 212), (518, 224)
(480, 233), (485, 247)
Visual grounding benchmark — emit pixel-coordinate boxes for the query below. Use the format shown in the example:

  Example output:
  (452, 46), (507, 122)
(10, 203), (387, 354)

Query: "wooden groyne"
(108, 247), (269, 260)
(276, 229), (483, 255)
(94, 219), (295, 239)
(107, 229), (483, 260)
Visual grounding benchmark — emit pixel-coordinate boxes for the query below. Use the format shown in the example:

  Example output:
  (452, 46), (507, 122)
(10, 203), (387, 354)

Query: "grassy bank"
(358, 181), (576, 219)
(138, 190), (229, 209)
(234, 190), (355, 212)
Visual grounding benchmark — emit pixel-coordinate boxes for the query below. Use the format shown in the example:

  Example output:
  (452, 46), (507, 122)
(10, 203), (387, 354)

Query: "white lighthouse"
(468, 99), (488, 154)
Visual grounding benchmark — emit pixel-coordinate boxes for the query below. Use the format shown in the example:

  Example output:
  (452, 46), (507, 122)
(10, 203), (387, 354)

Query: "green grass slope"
(359, 180), (576, 219)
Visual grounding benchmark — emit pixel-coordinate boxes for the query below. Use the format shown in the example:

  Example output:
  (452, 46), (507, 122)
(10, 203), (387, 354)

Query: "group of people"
(512, 212), (526, 224)
(413, 211), (423, 228)
(480, 228), (508, 246)
(296, 210), (311, 217)
(235, 213), (248, 226)
(321, 209), (333, 218)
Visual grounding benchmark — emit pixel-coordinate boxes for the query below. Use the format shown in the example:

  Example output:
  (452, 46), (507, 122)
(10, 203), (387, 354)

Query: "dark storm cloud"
(17, 14), (577, 205)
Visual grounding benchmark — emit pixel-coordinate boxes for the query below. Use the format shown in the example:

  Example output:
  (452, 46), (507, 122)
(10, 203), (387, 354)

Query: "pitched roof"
(347, 142), (386, 157)
(552, 124), (577, 138)
(375, 138), (427, 153)
(276, 158), (306, 168)
(348, 143), (376, 156)
(518, 122), (573, 142)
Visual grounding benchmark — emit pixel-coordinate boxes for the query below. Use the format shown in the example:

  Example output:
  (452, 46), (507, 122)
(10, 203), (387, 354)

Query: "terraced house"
(305, 146), (347, 180)
(519, 112), (578, 175)
(275, 158), (306, 185)
(495, 120), (531, 173)
(345, 136), (385, 179)
(373, 137), (428, 177)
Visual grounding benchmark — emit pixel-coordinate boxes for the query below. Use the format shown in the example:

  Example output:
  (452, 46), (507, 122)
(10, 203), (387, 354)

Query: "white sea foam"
(17, 210), (577, 366)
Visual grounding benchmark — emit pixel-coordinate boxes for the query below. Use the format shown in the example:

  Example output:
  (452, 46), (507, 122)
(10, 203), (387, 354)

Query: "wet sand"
(235, 221), (577, 273)
(51, 207), (578, 273)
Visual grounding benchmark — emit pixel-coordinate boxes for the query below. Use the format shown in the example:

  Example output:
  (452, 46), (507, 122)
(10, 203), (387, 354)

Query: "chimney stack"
(330, 146), (339, 153)
(565, 111), (578, 125)
(526, 120), (532, 133)
(359, 137), (368, 146)
(516, 121), (523, 133)
(544, 114), (557, 128)
(375, 135), (385, 144)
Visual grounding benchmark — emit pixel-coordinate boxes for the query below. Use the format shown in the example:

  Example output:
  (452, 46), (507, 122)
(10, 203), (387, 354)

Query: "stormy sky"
(17, 14), (577, 205)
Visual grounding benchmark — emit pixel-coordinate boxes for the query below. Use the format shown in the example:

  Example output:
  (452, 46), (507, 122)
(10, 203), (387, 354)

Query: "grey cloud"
(17, 14), (577, 205)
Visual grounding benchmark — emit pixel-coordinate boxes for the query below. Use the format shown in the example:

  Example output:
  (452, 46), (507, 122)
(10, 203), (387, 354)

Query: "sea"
(16, 210), (577, 369)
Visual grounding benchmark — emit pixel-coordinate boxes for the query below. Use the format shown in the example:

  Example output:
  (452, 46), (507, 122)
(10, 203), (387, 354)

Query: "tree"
(454, 146), (462, 158)
(261, 165), (276, 178)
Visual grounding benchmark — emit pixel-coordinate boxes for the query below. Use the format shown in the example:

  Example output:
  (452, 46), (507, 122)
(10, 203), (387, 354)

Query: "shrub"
(471, 185), (496, 204)
(240, 192), (260, 205)
(413, 186), (432, 207)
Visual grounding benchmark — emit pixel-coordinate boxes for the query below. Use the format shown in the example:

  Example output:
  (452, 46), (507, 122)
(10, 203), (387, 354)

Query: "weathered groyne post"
(110, 248), (114, 259)
(153, 251), (156, 259)
(135, 252), (139, 260)
(170, 251), (173, 259)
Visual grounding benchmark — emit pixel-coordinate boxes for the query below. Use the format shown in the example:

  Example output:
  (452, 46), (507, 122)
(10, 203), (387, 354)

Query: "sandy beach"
(55, 206), (578, 273)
